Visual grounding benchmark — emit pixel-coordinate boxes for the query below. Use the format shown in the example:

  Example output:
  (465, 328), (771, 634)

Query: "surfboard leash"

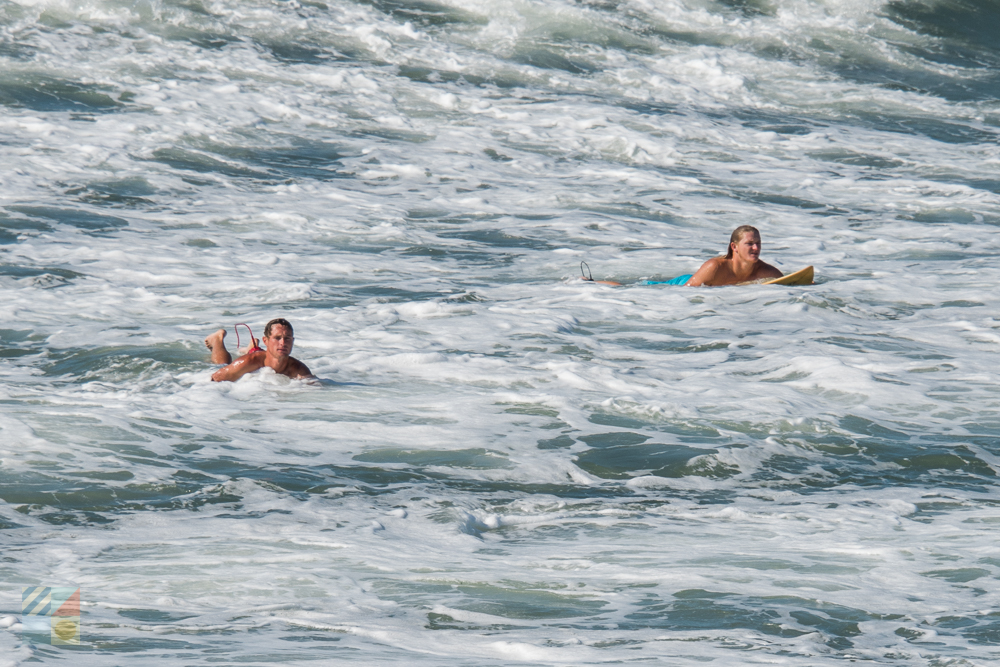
(235, 323), (264, 354)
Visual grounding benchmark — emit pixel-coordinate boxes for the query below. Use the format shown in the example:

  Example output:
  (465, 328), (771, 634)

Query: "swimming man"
(685, 225), (783, 286)
(204, 318), (314, 382)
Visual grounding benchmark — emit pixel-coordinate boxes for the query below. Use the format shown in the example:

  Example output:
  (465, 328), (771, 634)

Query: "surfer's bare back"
(686, 225), (783, 286)
(205, 318), (314, 382)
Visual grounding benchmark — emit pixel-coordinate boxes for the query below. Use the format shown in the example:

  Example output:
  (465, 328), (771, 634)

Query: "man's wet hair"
(725, 225), (760, 259)
(264, 318), (293, 337)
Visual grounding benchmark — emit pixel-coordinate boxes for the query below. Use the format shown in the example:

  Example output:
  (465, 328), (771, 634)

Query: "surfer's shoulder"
(287, 357), (314, 380)
(687, 256), (726, 286)
(754, 260), (783, 279)
(268, 355), (314, 380)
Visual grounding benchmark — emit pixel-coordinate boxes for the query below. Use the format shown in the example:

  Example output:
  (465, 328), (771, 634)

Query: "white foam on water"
(3, 0), (1000, 663)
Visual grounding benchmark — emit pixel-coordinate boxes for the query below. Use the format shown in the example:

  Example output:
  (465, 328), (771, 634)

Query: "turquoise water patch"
(354, 448), (512, 470)
(74, 177), (159, 207)
(574, 441), (722, 479)
(885, 0), (1000, 58)
(362, 0), (486, 27)
(8, 205), (128, 231)
(537, 435), (574, 450)
(439, 229), (555, 251)
(0, 211), (52, 242)
(922, 568), (990, 583)
(0, 264), (82, 284)
(0, 328), (49, 358)
(41, 344), (203, 381)
(261, 41), (355, 65)
(625, 589), (904, 650)
(377, 580), (607, 620)
(150, 147), (273, 180)
(0, 76), (122, 112)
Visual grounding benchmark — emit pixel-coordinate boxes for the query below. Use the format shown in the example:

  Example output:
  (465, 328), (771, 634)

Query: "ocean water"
(2, 0), (1000, 663)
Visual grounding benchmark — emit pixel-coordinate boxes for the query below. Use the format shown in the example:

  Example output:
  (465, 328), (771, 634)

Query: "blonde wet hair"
(725, 225), (760, 259)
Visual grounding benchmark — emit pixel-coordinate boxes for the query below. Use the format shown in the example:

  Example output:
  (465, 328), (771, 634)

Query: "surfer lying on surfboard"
(582, 225), (784, 287)
(204, 318), (315, 382)
(685, 225), (782, 286)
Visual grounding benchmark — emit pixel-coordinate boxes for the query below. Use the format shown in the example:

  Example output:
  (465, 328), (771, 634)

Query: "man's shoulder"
(697, 256), (727, 277)
(241, 350), (268, 368)
(285, 356), (315, 379)
(688, 256), (728, 286)
(754, 260), (783, 279)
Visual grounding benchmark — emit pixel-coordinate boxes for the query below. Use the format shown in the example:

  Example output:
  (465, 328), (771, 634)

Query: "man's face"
(264, 324), (294, 358)
(732, 232), (761, 263)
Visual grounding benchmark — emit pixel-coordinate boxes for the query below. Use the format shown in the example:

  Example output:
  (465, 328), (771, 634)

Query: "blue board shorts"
(644, 274), (693, 286)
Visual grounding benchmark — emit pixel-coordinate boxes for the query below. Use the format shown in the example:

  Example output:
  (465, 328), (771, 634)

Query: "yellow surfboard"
(764, 265), (813, 285)
(737, 266), (814, 286)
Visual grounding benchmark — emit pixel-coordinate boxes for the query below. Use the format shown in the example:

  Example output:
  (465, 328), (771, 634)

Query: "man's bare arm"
(211, 352), (266, 382)
(686, 257), (723, 287)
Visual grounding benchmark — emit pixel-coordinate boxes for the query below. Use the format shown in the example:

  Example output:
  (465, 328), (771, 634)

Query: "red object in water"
(235, 323), (263, 353)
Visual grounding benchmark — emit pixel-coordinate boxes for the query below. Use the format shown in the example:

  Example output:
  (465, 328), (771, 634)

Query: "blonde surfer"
(685, 225), (783, 286)
(584, 225), (784, 286)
